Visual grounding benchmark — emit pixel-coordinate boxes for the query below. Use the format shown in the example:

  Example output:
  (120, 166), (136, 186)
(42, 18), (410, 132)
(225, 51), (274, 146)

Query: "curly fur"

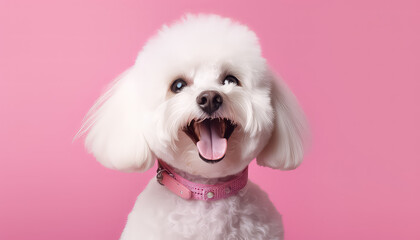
(78, 14), (307, 240)
(120, 181), (283, 240)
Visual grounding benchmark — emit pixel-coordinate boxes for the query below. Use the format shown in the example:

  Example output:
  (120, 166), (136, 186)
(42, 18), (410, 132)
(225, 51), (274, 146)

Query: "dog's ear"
(256, 70), (308, 170)
(76, 67), (155, 172)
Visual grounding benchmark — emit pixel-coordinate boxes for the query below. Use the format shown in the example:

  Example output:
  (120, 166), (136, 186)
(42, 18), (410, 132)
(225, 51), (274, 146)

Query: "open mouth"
(183, 118), (236, 164)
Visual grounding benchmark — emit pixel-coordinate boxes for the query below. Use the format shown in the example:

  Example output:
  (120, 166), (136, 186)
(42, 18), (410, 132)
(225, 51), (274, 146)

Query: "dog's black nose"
(196, 91), (223, 114)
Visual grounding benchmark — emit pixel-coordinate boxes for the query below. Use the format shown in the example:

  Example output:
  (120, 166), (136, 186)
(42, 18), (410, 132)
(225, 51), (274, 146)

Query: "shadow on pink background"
(1, 0), (419, 239)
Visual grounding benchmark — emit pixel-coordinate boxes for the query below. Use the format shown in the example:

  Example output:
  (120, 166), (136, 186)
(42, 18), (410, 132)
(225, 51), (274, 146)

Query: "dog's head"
(78, 14), (307, 178)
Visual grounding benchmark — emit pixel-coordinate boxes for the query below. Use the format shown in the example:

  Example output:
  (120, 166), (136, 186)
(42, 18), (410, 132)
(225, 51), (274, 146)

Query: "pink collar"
(156, 160), (248, 201)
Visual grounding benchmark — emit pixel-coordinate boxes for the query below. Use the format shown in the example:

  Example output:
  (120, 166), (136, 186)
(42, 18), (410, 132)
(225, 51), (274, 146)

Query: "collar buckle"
(156, 167), (173, 185)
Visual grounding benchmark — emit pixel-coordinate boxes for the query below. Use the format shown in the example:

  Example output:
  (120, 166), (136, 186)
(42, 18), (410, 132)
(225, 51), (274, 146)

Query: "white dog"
(78, 14), (307, 240)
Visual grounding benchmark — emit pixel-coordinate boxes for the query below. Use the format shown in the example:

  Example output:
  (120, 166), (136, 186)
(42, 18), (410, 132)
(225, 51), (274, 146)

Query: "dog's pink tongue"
(197, 121), (227, 160)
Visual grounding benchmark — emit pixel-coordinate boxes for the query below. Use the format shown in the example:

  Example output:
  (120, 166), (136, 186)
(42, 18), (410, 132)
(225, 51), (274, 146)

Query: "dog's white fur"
(79, 14), (307, 240)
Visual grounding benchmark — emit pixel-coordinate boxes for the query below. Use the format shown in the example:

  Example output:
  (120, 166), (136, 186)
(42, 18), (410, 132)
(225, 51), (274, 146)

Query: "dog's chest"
(120, 180), (284, 240)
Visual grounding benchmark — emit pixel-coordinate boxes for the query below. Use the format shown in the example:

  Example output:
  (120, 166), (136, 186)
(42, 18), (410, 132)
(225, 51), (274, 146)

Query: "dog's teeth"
(193, 121), (200, 139)
(220, 119), (226, 137)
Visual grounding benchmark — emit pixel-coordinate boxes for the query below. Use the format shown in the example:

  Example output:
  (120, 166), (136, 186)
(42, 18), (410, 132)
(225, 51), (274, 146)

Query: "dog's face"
(79, 15), (307, 178)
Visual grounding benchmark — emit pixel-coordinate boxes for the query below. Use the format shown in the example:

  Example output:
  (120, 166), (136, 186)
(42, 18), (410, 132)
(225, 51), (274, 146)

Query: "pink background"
(1, 0), (419, 239)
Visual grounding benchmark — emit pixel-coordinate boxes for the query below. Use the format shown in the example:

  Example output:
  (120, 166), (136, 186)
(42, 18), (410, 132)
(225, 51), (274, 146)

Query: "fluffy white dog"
(78, 14), (307, 240)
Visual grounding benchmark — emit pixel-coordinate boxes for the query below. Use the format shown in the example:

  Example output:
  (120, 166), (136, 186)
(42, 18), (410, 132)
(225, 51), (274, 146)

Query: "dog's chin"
(199, 153), (224, 164)
(183, 118), (236, 164)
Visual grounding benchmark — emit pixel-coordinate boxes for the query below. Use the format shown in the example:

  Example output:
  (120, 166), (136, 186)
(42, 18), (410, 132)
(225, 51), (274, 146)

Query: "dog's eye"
(170, 79), (188, 93)
(222, 75), (240, 86)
